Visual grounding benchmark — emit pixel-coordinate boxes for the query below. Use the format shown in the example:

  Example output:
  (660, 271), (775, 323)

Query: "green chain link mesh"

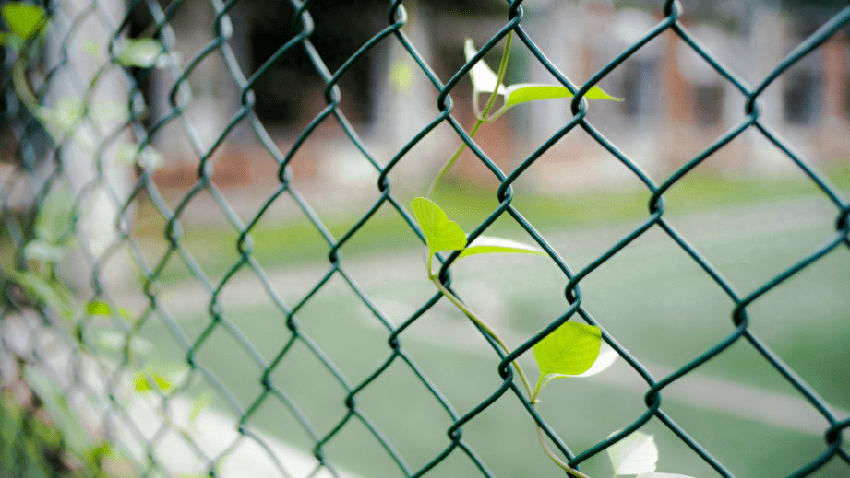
(2, 0), (849, 477)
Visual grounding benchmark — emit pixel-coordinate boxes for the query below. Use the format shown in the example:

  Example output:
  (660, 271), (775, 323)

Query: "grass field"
(128, 188), (850, 478)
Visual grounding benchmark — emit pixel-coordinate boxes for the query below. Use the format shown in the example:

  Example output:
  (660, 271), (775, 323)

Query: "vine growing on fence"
(410, 31), (696, 478)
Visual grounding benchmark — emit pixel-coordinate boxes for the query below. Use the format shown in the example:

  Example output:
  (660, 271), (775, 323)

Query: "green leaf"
(533, 321), (602, 388)
(189, 390), (212, 424)
(39, 97), (84, 131)
(504, 83), (621, 110)
(116, 39), (163, 67)
(458, 236), (545, 259)
(411, 197), (467, 256)
(86, 299), (111, 315)
(608, 431), (658, 475)
(1, 3), (46, 40)
(463, 38), (620, 119)
(576, 343), (618, 377)
(85, 441), (114, 464)
(390, 59), (414, 91)
(134, 371), (173, 392)
(23, 239), (66, 263)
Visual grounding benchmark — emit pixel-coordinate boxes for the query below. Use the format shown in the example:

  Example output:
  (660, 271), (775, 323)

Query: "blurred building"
(6, 0), (848, 195)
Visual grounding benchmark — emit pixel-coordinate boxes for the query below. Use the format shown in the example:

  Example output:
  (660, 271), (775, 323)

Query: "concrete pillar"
(747, 3), (787, 172)
(816, 32), (850, 164)
(47, 0), (133, 294)
(370, 0), (438, 188)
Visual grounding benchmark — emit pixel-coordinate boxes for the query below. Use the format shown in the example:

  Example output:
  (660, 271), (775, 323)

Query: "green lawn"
(128, 187), (850, 478)
(133, 163), (850, 286)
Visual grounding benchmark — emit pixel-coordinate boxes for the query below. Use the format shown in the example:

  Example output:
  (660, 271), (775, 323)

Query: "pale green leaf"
(458, 236), (545, 259)
(608, 431), (658, 475)
(134, 371), (172, 392)
(86, 299), (111, 315)
(504, 83), (621, 110)
(23, 239), (66, 262)
(390, 60), (414, 90)
(39, 97), (85, 132)
(533, 321), (602, 377)
(464, 39), (506, 96)
(411, 197), (467, 256)
(189, 390), (213, 424)
(116, 39), (163, 67)
(1, 3), (46, 40)
(637, 473), (698, 478)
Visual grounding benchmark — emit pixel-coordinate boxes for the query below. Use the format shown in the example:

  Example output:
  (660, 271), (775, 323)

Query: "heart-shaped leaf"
(1, 3), (46, 40)
(411, 197), (467, 257)
(608, 431), (658, 475)
(534, 321), (602, 377)
(458, 236), (546, 259)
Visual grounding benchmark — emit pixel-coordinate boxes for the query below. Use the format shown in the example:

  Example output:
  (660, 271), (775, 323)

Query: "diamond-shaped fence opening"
(2, 0), (850, 477)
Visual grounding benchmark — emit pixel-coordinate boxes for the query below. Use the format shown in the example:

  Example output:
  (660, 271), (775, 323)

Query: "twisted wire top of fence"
(1, 0), (849, 477)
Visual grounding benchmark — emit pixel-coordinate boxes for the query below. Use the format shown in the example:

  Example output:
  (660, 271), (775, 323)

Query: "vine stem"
(423, 29), (593, 478)
(429, 275), (532, 396)
(425, 31), (513, 200)
(432, 273), (593, 478)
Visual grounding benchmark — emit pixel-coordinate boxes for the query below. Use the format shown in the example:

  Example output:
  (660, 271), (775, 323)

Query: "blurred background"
(1, 0), (849, 477)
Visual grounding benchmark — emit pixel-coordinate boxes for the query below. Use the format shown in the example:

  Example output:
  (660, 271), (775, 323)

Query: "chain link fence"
(2, 0), (849, 477)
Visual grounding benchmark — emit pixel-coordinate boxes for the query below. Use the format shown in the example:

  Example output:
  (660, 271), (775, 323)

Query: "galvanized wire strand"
(2, 0), (850, 477)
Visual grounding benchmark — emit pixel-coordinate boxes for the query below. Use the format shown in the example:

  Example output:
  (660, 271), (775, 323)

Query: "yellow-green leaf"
(1, 3), (46, 40)
(411, 197), (467, 256)
(533, 321), (602, 378)
(134, 371), (172, 392)
(504, 83), (621, 110)
(189, 390), (212, 424)
(86, 299), (111, 315)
